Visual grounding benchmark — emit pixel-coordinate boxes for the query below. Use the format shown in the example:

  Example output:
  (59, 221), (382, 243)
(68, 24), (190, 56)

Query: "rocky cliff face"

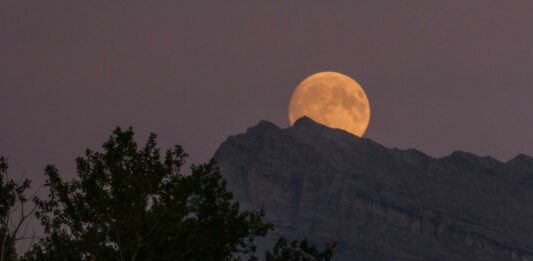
(214, 117), (533, 261)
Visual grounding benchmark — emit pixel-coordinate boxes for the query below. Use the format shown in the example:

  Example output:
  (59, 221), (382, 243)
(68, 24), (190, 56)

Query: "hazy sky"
(1, 1), (532, 183)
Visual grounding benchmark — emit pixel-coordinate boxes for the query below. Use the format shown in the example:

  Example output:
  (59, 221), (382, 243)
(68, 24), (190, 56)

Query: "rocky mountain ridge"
(214, 117), (533, 260)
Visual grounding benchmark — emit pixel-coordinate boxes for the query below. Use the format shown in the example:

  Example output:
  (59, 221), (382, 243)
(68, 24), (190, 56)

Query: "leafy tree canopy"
(25, 128), (272, 261)
(17, 127), (335, 261)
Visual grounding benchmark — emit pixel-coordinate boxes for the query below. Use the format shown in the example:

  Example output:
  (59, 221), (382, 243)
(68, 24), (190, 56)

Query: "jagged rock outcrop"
(214, 117), (533, 261)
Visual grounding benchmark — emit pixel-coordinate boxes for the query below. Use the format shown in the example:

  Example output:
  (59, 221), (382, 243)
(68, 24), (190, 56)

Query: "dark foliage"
(24, 128), (272, 260)
(0, 158), (32, 261)
(9, 127), (336, 260)
(265, 237), (335, 261)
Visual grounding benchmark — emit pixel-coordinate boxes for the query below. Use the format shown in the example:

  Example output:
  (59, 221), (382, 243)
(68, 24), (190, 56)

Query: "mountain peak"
(252, 120), (280, 131)
(293, 116), (317, 126)
(292, 116), (350, 134)
(214, 119), (533, 261)
(508, 153), (533, 164)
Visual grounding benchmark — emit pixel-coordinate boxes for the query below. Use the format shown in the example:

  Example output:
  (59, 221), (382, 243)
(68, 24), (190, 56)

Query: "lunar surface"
(288, 71), (370, 137)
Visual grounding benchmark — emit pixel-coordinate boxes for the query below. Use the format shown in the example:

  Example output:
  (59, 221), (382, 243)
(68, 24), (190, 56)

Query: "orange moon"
(288, 71), (371, 137)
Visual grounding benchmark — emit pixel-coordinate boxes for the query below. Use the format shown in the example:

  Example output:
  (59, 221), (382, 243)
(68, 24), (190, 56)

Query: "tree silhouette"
(21, 127), (335, 261)
(1, 158), (35, 261)
(24, 128), (271, 260)
(265, 237), (335, 261)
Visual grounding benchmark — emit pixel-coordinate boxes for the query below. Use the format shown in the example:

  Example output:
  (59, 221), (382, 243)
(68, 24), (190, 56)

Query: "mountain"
(213, 117), (533, 261)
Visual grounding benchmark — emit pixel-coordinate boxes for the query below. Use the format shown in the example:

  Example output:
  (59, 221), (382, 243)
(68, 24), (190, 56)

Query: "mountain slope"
(214, 117), (533, 260)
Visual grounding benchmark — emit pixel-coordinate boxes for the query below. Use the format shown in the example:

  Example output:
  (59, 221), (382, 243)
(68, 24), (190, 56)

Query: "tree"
(25, 128), (272, 261)
(24, 127), (336, 261)
(0, 158), (35, 261)
(265, 237), (335, 261)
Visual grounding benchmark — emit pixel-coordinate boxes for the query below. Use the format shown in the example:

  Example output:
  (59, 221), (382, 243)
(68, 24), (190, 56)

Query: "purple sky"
(1, 1), (532, 184)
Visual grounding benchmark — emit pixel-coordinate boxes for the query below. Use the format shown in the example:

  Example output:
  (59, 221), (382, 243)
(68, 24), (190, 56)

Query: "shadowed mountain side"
(213, 117), (533, 261)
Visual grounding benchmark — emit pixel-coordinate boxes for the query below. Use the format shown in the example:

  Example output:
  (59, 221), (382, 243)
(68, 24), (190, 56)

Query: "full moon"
(288, 71), (371, 137)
